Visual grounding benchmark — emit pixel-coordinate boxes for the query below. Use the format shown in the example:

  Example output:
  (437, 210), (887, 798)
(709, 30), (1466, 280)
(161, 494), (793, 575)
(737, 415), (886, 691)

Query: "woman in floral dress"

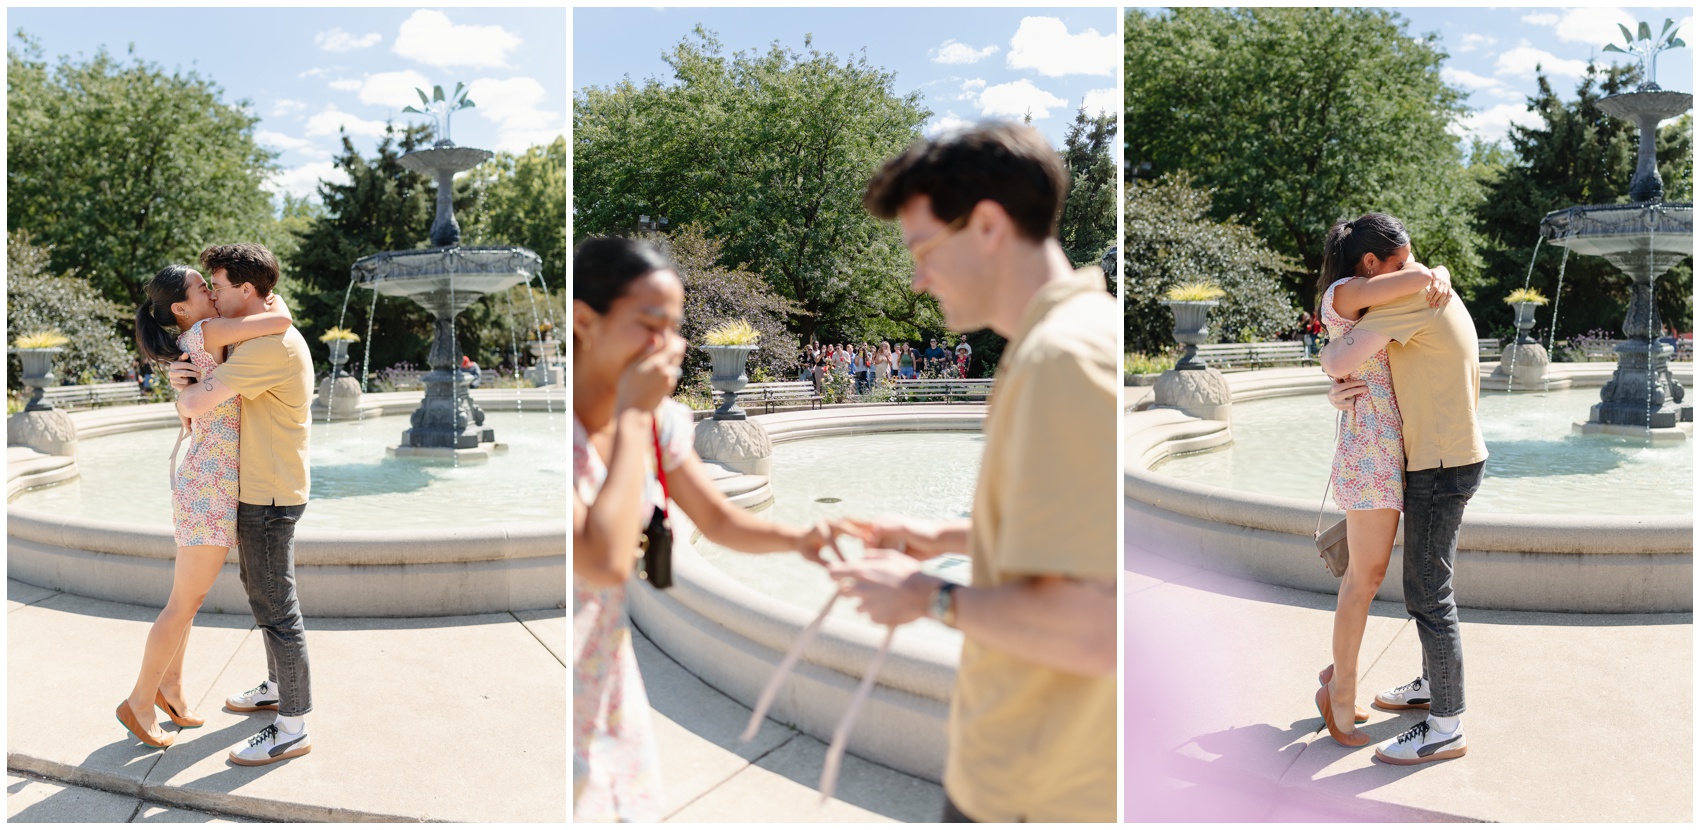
(123, 264), (294, 748)
(572, 237), (841, 821)
(1312, 213), (1454, 746)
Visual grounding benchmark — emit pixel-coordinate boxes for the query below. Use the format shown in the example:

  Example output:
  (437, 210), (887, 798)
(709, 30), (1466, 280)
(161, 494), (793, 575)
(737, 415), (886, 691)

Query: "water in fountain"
(1501, 236), (1547, 394)
(360, 287), (379, 396)
(1545, 246), (1571, 371)
(322, 279), (358, 423)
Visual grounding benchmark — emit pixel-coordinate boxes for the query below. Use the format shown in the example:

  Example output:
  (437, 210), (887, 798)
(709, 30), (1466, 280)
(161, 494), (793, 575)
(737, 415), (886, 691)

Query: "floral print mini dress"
(1321, 279), (1405, 511)
(573, 399), (693, 822)
(172, 319), (241, 547)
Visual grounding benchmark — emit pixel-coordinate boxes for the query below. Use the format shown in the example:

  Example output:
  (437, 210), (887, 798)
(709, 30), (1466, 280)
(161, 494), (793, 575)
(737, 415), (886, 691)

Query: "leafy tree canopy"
(1124, 8), (1485, 304)
(1123, 175), (1300, 354)
(7, 231), (133, 389)
(1058, 106), (1118, 272)
(7, 32), (278, 306)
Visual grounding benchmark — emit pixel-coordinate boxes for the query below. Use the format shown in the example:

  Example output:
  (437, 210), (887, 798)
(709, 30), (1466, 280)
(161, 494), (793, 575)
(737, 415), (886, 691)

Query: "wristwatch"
(926, 580), (959, 628)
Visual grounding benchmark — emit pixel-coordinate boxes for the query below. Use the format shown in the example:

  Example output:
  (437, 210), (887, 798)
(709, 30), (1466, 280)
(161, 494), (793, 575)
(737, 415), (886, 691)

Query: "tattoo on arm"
(1343, 334), (1355, 345)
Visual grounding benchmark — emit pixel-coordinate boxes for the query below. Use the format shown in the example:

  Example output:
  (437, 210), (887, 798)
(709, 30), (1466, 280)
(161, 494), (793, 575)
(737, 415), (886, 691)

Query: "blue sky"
(573, 8), (1120, 150)
(1395, 7), (1692, 145)
(9, 8), (567, 204)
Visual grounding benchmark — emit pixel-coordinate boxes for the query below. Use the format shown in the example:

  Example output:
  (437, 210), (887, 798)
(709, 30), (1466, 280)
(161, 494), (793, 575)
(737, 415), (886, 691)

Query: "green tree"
(7, 33), (277, 306)
(1124, 8), (1485, 303)
(574, 28), (932, 343)
(652, 224), (803, 389)
(463, 136), (567, 304)
(1123, 175), (1300, 355)
(1474, 63), (1693, 340)
(7, 231), (133, 390)
(1058, 106), (1119, 274)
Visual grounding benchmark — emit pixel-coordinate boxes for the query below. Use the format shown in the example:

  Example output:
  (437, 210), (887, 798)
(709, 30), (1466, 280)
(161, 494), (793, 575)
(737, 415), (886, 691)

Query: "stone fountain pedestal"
(1485, 303), (1572, 392)
(350, 141), (542, 461)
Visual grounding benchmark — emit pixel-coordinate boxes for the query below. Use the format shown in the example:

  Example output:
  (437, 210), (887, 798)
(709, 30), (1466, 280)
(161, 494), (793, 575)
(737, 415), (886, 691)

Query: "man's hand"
(1328, 378), (1367, 412)
(178, 414), (193, 432)
(167, 356), (200, 391)
(828, 548), (937, 626)
(835, 515), (958, 560)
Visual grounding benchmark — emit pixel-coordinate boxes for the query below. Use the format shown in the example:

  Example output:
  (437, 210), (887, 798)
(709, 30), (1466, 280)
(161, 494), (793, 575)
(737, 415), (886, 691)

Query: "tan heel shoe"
(155, 691), (205, 728)
(1315, 685), (1371, 747)
(1317, 664), (1370, 724)
(116, 701), (174, 748)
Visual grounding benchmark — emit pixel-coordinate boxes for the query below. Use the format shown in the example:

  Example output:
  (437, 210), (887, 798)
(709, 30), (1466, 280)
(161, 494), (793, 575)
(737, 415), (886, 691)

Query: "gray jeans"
(1401, 461), (1484, 719)
(236, 502), (312, 717)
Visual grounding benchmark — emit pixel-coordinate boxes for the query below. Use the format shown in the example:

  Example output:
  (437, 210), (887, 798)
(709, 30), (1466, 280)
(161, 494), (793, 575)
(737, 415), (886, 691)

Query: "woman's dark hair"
(1317, 212), (1411, 306)
(572, 237), (675, 314)
(134, 264), (197, 365)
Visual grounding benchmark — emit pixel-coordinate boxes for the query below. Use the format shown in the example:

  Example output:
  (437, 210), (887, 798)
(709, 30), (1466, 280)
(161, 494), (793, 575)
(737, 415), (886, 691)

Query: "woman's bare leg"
(1330, 509), (1400, 736)
(125, 546), (226, 732)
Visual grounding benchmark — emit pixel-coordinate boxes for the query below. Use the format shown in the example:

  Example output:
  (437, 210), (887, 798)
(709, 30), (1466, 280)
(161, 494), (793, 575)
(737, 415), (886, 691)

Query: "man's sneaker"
(1374, 677), (1431, 710)
(226, 680), (280, 713)
(228, 723), (311, 767)
(1374, 720), (1466, 765)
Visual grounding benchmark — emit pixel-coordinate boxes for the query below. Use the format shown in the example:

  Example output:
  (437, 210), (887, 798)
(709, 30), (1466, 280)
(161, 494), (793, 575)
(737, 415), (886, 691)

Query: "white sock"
(275, 714), (306, 734)
(1428, 714), (1460, 734)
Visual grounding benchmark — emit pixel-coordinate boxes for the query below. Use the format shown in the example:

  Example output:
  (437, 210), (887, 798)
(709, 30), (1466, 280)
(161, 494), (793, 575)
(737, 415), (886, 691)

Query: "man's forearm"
(953, 575), (1116, 676)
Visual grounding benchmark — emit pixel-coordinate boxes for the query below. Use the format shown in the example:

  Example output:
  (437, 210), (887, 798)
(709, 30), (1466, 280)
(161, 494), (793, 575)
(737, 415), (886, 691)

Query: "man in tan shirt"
(1321, 276), (1488, 766)
(171, 243), (316, 767)
(828, 123), (1117, 822)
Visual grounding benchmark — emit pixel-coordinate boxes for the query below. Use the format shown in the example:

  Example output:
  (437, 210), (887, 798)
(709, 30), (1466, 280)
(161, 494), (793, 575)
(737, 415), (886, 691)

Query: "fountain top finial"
(1602, 18), (1686, 91)
(402, 82), (477, 147)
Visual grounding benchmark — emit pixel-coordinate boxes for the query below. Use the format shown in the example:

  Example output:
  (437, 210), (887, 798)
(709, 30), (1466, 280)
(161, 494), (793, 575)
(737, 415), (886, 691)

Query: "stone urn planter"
(327, 339), (353, 377)
(10, 347), (64, 412)
(703, 344), (758, 421)
(1510, 301), (1541, 344)
(526, 338), (561, 361)
(1165, 300), (1219, 371)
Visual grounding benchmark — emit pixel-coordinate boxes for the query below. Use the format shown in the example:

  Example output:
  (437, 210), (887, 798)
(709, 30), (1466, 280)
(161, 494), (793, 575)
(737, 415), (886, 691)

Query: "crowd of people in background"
(799, 337), (973, 394)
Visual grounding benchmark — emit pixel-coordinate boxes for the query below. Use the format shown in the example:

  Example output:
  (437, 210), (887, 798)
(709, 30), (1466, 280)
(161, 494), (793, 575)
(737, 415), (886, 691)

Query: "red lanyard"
(651, 417), (670, 511)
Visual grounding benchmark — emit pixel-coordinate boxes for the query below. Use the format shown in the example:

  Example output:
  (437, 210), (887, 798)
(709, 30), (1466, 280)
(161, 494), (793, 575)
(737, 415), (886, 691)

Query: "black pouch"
(638, 505), (673, 589)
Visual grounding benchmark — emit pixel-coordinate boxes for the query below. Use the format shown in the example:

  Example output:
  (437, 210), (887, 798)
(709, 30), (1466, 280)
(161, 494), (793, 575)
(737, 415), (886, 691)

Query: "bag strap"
(168, 424), (189, 492)
(651, 416), (670, 516)
(1316, 409), (1343, 536)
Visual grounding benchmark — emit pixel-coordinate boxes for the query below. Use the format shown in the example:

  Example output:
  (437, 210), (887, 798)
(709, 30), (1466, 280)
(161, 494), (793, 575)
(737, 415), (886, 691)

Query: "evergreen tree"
(1058, 106), (1119, 275)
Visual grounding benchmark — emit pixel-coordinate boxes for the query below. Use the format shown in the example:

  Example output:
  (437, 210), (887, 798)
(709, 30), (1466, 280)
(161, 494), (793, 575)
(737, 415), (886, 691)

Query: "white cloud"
(266, 161), (348, 201)
(1531, 8), (1637, 44)
(270, 99), (308, 118)
(315, 28), (382, 53)
(1457, 33), (1496, 53)
(354, 70), (435, 108)
(1441, 67), (1505, 92)
(1452, 103), (1543, 144)
(1521, 13), (1559, 27)
(1495, 44), (1589, 79)
(1006, 17), (1117, 77)
(254, 130), (330, 159)
(1079, 87), (1117, 116)
(955, 78), (986, 101)
(976, 78), (1068, 120)
(930, 39), (998, 65)
(304, 106), (388, 139)
(393, 10), (521, 70)
(299, 67), (336, 79)
(328, 78), (362, 92)
(466, 77), (561, 150)
(925, 113), (976, 138)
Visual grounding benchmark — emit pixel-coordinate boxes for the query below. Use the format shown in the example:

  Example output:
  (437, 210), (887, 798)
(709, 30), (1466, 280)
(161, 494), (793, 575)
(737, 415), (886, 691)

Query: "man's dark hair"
(200, 243), (280, 297)
(863, 121), (1069, 242)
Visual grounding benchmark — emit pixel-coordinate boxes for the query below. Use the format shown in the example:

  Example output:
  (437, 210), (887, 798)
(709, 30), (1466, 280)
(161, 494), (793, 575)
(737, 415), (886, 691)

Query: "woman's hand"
(837, 516), (947, 560)
(795, 520), (849, 567)
(1423, 264), (1453, 309)
(265, 293), (293, 321)
(614, 336), (686, 414)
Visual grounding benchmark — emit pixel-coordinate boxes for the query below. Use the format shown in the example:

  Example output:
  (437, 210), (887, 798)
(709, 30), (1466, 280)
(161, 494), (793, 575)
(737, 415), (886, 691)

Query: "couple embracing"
(123, 243), (315, 766)
(1314, 212), (1489, 765)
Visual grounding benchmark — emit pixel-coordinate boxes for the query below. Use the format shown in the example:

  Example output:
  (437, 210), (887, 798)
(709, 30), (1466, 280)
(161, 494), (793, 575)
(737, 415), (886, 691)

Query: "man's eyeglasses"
(907, 213), (969, 265)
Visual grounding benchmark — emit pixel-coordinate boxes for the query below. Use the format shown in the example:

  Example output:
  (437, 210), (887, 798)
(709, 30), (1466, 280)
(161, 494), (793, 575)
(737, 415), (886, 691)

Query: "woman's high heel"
(1315, 685), (1371, 747)
(155, 691), (205, 728)
(116, 700), (174, 748)
(1317, 664), (1370, 724)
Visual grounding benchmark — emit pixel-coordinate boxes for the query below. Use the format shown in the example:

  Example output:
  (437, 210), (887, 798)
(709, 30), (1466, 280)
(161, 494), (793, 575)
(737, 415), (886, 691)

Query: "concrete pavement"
(1125, 508), (1693, 823)
(6, 579), (565, 823)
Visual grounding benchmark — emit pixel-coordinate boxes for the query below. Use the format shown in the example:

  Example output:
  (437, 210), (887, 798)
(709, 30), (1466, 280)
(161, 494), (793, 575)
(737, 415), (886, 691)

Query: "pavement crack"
(509, 611), (565, 668)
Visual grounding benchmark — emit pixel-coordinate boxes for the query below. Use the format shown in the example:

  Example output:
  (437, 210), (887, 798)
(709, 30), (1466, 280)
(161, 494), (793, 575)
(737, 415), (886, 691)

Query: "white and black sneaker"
(226, 680), (280, 713)
(1374, 677), (1431, 711)
(1374, 720), (1466, 765)
(228, 723), (311, 767)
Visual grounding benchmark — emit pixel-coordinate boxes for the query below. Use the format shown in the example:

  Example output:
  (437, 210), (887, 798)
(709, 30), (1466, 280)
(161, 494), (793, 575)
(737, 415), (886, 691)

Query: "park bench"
(37, 381), (147, 410)
(1676, 337), (1693, 361)
(381, 369), (426, 390)
(889, 378), (995, 403)
(1193, 341), (1311, 369)
(713, 381), (823, 414)
(1574, 338), (1623, 361)
(1478, 338), (1503, 361)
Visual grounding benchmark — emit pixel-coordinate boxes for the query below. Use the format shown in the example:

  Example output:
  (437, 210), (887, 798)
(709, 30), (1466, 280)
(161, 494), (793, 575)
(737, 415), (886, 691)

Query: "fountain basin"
(629, 405), (985, 782)
(1124, 365), (1693, 613)
(6, 391), (566, 616)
